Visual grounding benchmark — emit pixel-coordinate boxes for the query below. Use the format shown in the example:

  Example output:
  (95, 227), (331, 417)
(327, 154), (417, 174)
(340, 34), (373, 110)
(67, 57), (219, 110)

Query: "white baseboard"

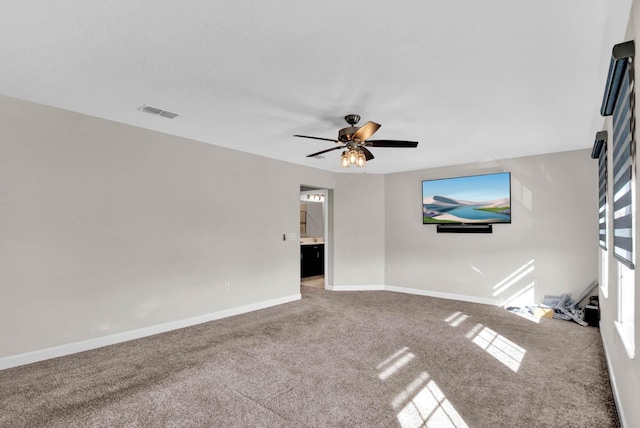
(0, 293), (301, 371)
(384, 285), (500, 306)
(325, 283), (499, 306)
(600, 328), (627, 428)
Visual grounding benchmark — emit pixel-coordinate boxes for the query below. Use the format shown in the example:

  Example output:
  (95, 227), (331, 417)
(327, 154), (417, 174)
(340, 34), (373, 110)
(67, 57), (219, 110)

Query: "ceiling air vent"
(159, 110), (179, 119)
(139, 104), (179, 119)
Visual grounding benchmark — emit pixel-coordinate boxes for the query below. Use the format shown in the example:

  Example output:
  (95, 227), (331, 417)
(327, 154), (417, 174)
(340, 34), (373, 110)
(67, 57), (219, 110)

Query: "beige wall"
(597, 2), (640, 425)
(0, 95), (336, 357)
(385, 150), (598, 306)
(331, 173), (386, 287)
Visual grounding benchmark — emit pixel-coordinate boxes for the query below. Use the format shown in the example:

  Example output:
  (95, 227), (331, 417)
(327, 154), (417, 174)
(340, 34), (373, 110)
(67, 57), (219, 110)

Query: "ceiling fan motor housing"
(338, 126), (358, 142)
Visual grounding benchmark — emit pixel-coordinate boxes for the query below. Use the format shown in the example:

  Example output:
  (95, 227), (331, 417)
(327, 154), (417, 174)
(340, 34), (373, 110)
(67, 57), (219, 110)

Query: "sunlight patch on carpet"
(377, 347), (410, 370)
(394, 371), (469, 428)
(470, 326), (526, 372)
(444, 311), (469, 327)
(377, 347), (415, 381)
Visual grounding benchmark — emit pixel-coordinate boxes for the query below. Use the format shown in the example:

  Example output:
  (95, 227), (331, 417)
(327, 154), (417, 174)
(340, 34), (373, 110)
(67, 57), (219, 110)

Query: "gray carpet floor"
(0, 286), (619, 427)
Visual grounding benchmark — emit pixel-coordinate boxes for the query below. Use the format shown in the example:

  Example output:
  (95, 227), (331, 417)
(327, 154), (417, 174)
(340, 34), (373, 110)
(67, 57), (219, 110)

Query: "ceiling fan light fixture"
(356, 151), (366, 167)
(348, 149), (358, 165)
(341, 152), (349, 168)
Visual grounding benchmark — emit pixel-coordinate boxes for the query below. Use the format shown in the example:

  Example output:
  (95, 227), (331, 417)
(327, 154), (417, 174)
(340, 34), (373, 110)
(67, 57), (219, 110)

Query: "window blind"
(612, 60), (635, 268)
(598, 142), (608, 250)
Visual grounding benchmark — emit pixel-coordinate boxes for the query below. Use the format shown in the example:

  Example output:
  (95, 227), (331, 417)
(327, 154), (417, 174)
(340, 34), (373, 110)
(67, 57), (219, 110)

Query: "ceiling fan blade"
(306, 146), (344, 158)
(366, 140), (419, 148)
(294, 135), (339, 143)
(361, 147), (375, 161)
(352, 121), (381, 142)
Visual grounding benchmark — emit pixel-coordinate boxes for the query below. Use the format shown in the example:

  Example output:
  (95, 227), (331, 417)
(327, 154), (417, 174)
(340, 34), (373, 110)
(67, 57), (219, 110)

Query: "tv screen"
(422, 172), (511, 224)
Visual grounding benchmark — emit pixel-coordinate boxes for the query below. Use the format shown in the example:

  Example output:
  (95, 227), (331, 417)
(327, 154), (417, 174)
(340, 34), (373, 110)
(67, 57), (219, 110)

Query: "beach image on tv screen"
(422, 172), (511, 224)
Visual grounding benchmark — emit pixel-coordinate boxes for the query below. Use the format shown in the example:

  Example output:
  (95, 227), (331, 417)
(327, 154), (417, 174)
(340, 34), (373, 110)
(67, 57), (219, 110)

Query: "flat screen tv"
(422, 172), (511, 224)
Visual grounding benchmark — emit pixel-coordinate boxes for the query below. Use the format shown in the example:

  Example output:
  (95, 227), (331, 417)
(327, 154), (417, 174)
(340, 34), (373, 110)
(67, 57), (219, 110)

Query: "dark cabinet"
(301, 244), (324, 278)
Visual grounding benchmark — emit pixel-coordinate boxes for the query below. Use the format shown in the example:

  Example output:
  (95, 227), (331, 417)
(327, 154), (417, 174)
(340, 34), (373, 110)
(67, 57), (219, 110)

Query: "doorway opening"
(300, 186), (331, 290)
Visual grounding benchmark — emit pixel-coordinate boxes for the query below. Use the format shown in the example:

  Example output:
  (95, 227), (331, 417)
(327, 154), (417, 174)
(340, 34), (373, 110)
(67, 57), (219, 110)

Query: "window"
(601, 40), (636, 359)
(615, 262), (635, 359)
(601, 248), (609, 298)
(611, 55), (635, 359)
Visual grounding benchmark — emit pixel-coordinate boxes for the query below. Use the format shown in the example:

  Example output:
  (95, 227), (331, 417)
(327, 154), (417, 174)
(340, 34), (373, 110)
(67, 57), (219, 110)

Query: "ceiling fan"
(294, 114), (419, 168)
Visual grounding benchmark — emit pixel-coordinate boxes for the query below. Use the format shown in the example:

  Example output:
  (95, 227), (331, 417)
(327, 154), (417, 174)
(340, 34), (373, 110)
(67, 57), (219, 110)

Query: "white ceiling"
(0, 1), (633, 174)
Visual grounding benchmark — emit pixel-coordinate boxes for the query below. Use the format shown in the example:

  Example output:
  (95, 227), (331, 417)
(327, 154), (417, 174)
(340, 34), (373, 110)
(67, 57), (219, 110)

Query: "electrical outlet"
(224, 282), (230, 292)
